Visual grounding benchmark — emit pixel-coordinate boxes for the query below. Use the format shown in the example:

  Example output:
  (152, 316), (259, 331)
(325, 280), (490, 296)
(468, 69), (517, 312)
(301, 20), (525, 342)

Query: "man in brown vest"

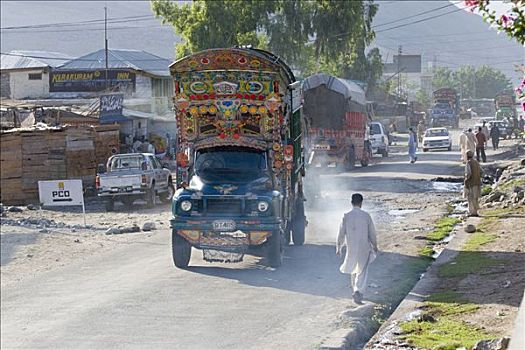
(464, 150), (482, 216)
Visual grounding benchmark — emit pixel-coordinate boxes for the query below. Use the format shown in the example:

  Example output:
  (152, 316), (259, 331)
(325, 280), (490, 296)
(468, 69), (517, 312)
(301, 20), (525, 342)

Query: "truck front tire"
(292, 199), (306, 246)
(172, 230), (191, 268)
(267, 229), (283, 268)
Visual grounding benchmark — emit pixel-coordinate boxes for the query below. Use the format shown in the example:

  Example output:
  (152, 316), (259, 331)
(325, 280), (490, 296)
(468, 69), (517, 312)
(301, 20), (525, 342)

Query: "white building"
(0, 51), (70, 100)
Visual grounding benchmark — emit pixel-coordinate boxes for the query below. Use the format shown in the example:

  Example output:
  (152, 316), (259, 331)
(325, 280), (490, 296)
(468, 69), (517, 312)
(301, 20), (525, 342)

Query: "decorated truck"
(302, 73), (371, 172)
(169, 48), (306, 268)
(494, 90), (516, 120)
(429, 88), (460, 128)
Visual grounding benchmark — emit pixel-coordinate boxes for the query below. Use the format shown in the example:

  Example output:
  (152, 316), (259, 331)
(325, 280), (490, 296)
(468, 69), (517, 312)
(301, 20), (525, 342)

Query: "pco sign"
(38, 180), (86, 225)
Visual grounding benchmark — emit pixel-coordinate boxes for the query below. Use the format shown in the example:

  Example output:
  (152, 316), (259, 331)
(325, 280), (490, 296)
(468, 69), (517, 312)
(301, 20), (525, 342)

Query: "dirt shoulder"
(0, 201), (171, 287)
(365, 157), (525, 350)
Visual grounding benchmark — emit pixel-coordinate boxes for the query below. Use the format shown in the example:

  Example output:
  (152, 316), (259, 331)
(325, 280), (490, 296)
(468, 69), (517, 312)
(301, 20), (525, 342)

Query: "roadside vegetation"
(418, 205), (461, 258)
(400, 207), (520, 349)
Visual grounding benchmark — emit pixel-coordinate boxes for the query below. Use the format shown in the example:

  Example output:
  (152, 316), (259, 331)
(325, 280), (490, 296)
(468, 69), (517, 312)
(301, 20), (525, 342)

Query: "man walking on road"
(490, 124), (500, 150)
(464, 151), (482, 217)
(336, 193), (378, 304)
(459, 128), (477, 163)
(408, 127), (418, 164)
(481, 121), (490, 141)
(417, 121), (425, 143)
(475, 126), (487, 163)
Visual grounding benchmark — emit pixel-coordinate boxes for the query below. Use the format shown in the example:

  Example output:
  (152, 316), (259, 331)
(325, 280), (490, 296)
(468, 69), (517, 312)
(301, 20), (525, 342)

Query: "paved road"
(0, 124), (480, 350)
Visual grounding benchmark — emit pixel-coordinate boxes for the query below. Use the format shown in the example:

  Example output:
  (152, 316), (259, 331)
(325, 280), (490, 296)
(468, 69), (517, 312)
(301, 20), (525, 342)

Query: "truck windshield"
(109, 156), (143, 171)
(195, 148), (268, 183)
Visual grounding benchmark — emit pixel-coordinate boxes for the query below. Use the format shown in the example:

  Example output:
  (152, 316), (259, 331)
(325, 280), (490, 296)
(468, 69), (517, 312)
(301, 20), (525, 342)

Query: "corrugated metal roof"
(57, 49), (171, 77)
(1, 51), (71, 70)
(302, 73), (366, 105)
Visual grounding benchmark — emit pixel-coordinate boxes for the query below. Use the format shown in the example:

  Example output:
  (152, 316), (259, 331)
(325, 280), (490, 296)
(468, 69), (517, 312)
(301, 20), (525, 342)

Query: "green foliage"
(432, 65), (511, 99)
(463, 232), (497, 251)
(419, 246), (435, 258)
(466, 0), (525, 46)
(415, 89), (431, 110)
(150, 0), (383, 88)
(481, 185), (492, 196)
(497, 178), (525, 192)
(426, 217), (461, 242)
(400, 291), (492, 350)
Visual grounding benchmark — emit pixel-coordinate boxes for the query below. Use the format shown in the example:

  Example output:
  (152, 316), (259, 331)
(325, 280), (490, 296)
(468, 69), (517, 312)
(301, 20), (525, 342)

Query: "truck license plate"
(212, 220), (236, 231)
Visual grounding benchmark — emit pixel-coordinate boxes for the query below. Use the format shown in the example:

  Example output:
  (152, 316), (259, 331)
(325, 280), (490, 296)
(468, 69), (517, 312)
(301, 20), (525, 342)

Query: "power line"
(372, 2), (458, 28)
(2, 24), (167, 34)
(375, 7), (466, 34)
(0, 52), (170, 62)
(0, 15), (153, 30)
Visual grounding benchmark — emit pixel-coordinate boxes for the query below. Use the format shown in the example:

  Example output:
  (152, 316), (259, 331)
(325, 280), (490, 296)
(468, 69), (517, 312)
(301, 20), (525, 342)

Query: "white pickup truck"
(96, 153), (174, 211)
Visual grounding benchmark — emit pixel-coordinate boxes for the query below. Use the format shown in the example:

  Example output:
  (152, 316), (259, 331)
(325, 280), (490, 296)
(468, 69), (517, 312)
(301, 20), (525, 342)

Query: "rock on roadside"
(142, 222), (156, 232)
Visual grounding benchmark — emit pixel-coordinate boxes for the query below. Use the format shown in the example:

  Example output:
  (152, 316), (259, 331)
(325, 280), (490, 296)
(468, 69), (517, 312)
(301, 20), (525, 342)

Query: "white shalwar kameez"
(459, 131), (477, 162)
(337, 207), (378, 293)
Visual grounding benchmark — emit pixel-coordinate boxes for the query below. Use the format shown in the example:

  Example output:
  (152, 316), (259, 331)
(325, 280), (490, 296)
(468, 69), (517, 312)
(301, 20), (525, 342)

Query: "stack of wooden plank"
(0, 124), (120, 204)
(93, 125), (120, 167)
(0, 133), (24, 204)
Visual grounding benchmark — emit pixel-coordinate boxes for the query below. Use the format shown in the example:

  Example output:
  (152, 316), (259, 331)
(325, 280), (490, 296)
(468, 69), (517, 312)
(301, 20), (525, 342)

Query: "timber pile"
(0, 124), (119, 204)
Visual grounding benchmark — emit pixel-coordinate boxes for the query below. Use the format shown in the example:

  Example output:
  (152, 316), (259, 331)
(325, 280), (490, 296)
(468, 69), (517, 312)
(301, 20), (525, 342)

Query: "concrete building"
(0, 51), (70, 100)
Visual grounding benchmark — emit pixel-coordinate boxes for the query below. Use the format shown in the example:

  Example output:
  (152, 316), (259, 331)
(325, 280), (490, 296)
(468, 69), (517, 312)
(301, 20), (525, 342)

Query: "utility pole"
(104, 6), (109, 91)
(397, 45), (402, 102)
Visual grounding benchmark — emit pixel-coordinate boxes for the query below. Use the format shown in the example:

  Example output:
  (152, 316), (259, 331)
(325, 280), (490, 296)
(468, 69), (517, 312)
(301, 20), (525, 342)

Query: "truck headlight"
(180, 200), (192, 212)
(257, 201), (269, 212)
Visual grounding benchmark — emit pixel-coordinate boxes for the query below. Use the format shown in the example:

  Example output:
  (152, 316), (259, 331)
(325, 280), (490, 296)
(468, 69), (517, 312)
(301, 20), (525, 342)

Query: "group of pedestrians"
(459, 121), (496, 164)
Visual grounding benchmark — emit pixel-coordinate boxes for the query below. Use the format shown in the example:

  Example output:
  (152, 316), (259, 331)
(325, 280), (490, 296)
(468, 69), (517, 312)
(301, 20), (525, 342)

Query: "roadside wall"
(0, 125), (119, 204)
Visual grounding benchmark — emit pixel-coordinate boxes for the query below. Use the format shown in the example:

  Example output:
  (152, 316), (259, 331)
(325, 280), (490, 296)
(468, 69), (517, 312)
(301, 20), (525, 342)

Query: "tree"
(415, 89), (431, 110)
(150, 0), (383, 89)
(432, 65), (511, 98)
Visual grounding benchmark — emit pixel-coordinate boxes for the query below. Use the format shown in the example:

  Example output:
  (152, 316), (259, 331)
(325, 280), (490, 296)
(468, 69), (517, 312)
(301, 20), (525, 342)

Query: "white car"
(369, 122), (389, 157)
(422, 127), (452, 152)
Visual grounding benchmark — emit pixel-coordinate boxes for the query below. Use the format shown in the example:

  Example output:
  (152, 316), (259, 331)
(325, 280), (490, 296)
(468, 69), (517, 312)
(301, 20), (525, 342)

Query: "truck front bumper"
(170, 218), (280, 250)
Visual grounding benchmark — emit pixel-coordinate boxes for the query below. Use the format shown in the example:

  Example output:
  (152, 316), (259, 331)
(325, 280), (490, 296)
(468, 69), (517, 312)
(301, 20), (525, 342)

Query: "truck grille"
(206, 198), (243, 215)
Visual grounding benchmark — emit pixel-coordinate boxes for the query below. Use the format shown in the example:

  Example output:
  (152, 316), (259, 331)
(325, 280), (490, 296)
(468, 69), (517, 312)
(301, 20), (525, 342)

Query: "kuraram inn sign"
(49, 69), (136, 92)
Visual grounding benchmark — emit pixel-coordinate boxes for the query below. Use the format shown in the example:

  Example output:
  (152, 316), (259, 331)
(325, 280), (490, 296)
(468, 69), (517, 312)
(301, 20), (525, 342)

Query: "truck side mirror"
(141, 162), (148, 171)
(97, 163), (106, 174)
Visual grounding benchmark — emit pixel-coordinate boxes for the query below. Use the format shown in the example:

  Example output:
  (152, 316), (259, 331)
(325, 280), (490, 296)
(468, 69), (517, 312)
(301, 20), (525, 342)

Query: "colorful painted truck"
(494, 90), (516, 120)
(169, 48), (306, 268)
(302, 73), (370, 172)
(429, 88), (460, 128)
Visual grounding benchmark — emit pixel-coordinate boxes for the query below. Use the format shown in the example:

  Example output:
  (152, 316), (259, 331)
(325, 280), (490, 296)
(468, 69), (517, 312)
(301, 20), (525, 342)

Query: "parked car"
(422, 127), (452, 152)
(369, 122), (389, 157)
(96, 153), (174, 211)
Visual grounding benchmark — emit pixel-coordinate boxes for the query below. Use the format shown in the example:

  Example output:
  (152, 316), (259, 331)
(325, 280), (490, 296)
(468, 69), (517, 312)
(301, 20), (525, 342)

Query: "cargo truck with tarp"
(169, 48), (306, 268)
(302, 73), (371, 172)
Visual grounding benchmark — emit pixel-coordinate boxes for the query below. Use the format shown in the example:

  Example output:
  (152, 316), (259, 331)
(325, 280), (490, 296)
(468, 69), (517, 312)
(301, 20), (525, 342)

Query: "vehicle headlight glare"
(180, 200), (192, 212)
(258, 201), (269, 212)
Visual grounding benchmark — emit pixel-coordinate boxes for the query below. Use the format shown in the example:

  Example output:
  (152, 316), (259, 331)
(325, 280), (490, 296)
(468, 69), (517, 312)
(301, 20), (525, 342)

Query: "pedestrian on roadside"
(417, 120), (425, 144)
(489, 124), (500, 150)
(481, 121), (490, 141)
(459, 128), (476, 163)
(336, 193), (378, 304)
(464, 151), (482, 217)
(475, 126), (487, 163)
(408, 127), (418, 164)
(132, 138), (142, 153)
